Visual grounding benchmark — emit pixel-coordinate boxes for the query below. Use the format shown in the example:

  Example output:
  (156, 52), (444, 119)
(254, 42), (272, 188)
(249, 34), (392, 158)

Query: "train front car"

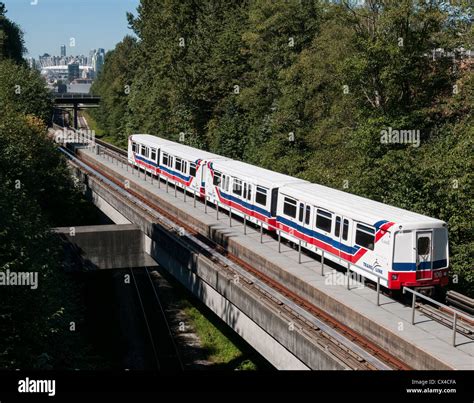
(274, 182), (449, 295)
(390, 220), (449, 294)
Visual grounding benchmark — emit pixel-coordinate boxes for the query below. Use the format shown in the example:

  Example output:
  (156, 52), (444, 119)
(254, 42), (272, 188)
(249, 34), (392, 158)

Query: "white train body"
(128, 134), (449, 291)
(128, 134), (227, 196)
(274, 183), (449, 289)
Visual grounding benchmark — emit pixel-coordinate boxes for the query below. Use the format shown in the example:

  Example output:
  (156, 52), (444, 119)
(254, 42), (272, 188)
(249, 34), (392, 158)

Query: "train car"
(275, 182), (449, 292)
(128, 134), (449, 292)
(128, 134), (176, 174)
(128, 134), (228, 196)
(206, 159), (307, 229)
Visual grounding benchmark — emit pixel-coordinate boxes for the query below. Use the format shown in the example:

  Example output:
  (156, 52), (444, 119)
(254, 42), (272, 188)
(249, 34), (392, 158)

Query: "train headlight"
(443, 271), (448, 277)
(391, 274), (398, 280)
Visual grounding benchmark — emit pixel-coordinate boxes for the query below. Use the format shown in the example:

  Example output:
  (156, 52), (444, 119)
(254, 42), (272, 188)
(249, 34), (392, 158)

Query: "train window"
(189, 162), (197, 177)
(335, 217), (341, 237)
(162, 153), (168, 166)
(417, 237), (430, 255)
(243, 183), (247, 199)
(233, 178), (242, 196)
(355, 224), (375, 250)
(283, 197), (297, 218)
(298, 203), (304, 222)
(305, 206), (311, 225)
(132, 142), (137, 153)
(213, 171), (222, 186)
(342, 219), (349, 240)
(248, 184), (252, 201)
(175, 158), (182, 172)
(151, 148), (157, 162)
(316, 209), (332, 233)
(140, 145), (146, 156)
(256, 186), (267, 206)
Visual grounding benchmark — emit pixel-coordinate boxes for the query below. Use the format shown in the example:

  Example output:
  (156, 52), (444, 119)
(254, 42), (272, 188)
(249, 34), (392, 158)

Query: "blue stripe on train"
(374, 220), (389, 230)
(218, 190), (272, 218)
(135, 154), (159, 167)
(393, 260), (448, 271)
(135, 155), (192, 182)
(160, 165), (191, 182)
(277, 216), (359, 255)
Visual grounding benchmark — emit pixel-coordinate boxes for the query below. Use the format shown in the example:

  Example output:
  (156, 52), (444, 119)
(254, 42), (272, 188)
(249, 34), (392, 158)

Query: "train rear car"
(275, 183), (449, 293)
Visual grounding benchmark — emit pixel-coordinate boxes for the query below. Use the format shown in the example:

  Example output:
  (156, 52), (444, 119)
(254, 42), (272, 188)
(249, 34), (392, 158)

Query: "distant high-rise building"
(68, 63), (80, 82)
(27, 57), (36, 69)
(60, 45), (66, 57)
(91, 48), (106, 76)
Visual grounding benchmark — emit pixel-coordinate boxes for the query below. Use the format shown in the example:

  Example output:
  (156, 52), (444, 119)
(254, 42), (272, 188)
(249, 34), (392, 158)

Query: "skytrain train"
(128, 134), (449, 293)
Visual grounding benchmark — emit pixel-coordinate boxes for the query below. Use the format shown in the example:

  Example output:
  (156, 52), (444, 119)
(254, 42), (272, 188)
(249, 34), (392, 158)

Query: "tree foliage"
(0, 2), (25, 63)
(93, 0), (473, 296)
(0, 7), (104, 367)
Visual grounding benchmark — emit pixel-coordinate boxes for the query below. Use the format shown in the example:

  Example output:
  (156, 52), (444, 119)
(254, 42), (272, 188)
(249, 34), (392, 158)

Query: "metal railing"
(403, 287), (473, 347)
(65, 137), (474, 350)
(83, 139), (390, 307)
(53, 93), (101, 100)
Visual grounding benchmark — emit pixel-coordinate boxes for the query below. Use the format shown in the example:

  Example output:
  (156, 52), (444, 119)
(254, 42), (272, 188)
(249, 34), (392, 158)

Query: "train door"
(297, 203), (312, 249)
(201, 162), (209, 196)
(416, 231), (433, 280)
(335, 216), (352, 265)
(296, 202), (306, 246)
(246, 182), (253, 217)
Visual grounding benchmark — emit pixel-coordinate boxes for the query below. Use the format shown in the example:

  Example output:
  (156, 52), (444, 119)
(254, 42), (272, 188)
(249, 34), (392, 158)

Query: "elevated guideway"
(58, 137), (473, 370)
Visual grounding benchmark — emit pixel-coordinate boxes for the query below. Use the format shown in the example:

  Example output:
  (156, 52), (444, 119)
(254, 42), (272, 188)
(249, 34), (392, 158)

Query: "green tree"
(93, 0), (473, 295)
(0, 2), (25, 63)
(0, 60), (52, 123)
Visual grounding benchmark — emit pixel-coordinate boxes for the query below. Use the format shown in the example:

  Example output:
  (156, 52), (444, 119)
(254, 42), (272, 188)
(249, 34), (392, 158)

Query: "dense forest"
(91, 0), (473, 296)
(0, 4), (104, 368)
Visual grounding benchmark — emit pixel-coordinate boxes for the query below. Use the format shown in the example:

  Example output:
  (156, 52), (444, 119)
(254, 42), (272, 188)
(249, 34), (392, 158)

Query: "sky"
(3, 0), (140, 58)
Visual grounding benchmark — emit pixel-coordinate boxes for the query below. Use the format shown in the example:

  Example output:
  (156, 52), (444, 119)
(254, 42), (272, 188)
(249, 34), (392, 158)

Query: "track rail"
(129, 267), (184, 370)
(446, 291), (474, 316)
(416, 302), (474, 340)
(58, 141), (412, 370)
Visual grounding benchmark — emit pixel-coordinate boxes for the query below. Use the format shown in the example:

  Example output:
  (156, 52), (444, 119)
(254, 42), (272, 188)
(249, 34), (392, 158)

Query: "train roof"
(280, 183), (446, 229)
(211, 159), (308, 188)
(130, 135), (227, 161)
(162, 143), (228, 162)
(130, 134), (177, 147)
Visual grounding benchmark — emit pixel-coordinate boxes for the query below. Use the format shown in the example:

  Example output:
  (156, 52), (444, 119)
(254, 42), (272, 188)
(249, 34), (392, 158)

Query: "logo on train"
(363, 259), (383, 275)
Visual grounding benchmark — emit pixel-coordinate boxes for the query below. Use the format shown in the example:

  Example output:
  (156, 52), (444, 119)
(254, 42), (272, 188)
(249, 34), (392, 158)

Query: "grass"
(183, 305), (258, 370)
(78, 110), (266, 370)
(80, 110), (105, 137)
(156, 268), (265, 370)
(80, 111), (128, 149)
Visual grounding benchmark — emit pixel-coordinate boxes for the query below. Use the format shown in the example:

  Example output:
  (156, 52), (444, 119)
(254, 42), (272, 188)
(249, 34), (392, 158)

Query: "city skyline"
(2, 0), (139, 58)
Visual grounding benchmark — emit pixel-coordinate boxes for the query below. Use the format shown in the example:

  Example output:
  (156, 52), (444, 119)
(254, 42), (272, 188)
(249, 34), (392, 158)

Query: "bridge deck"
(77, 145), (473, 370)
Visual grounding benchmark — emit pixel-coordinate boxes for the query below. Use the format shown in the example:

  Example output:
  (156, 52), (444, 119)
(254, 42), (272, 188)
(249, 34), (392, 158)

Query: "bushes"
(92, 0), (473, 296)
